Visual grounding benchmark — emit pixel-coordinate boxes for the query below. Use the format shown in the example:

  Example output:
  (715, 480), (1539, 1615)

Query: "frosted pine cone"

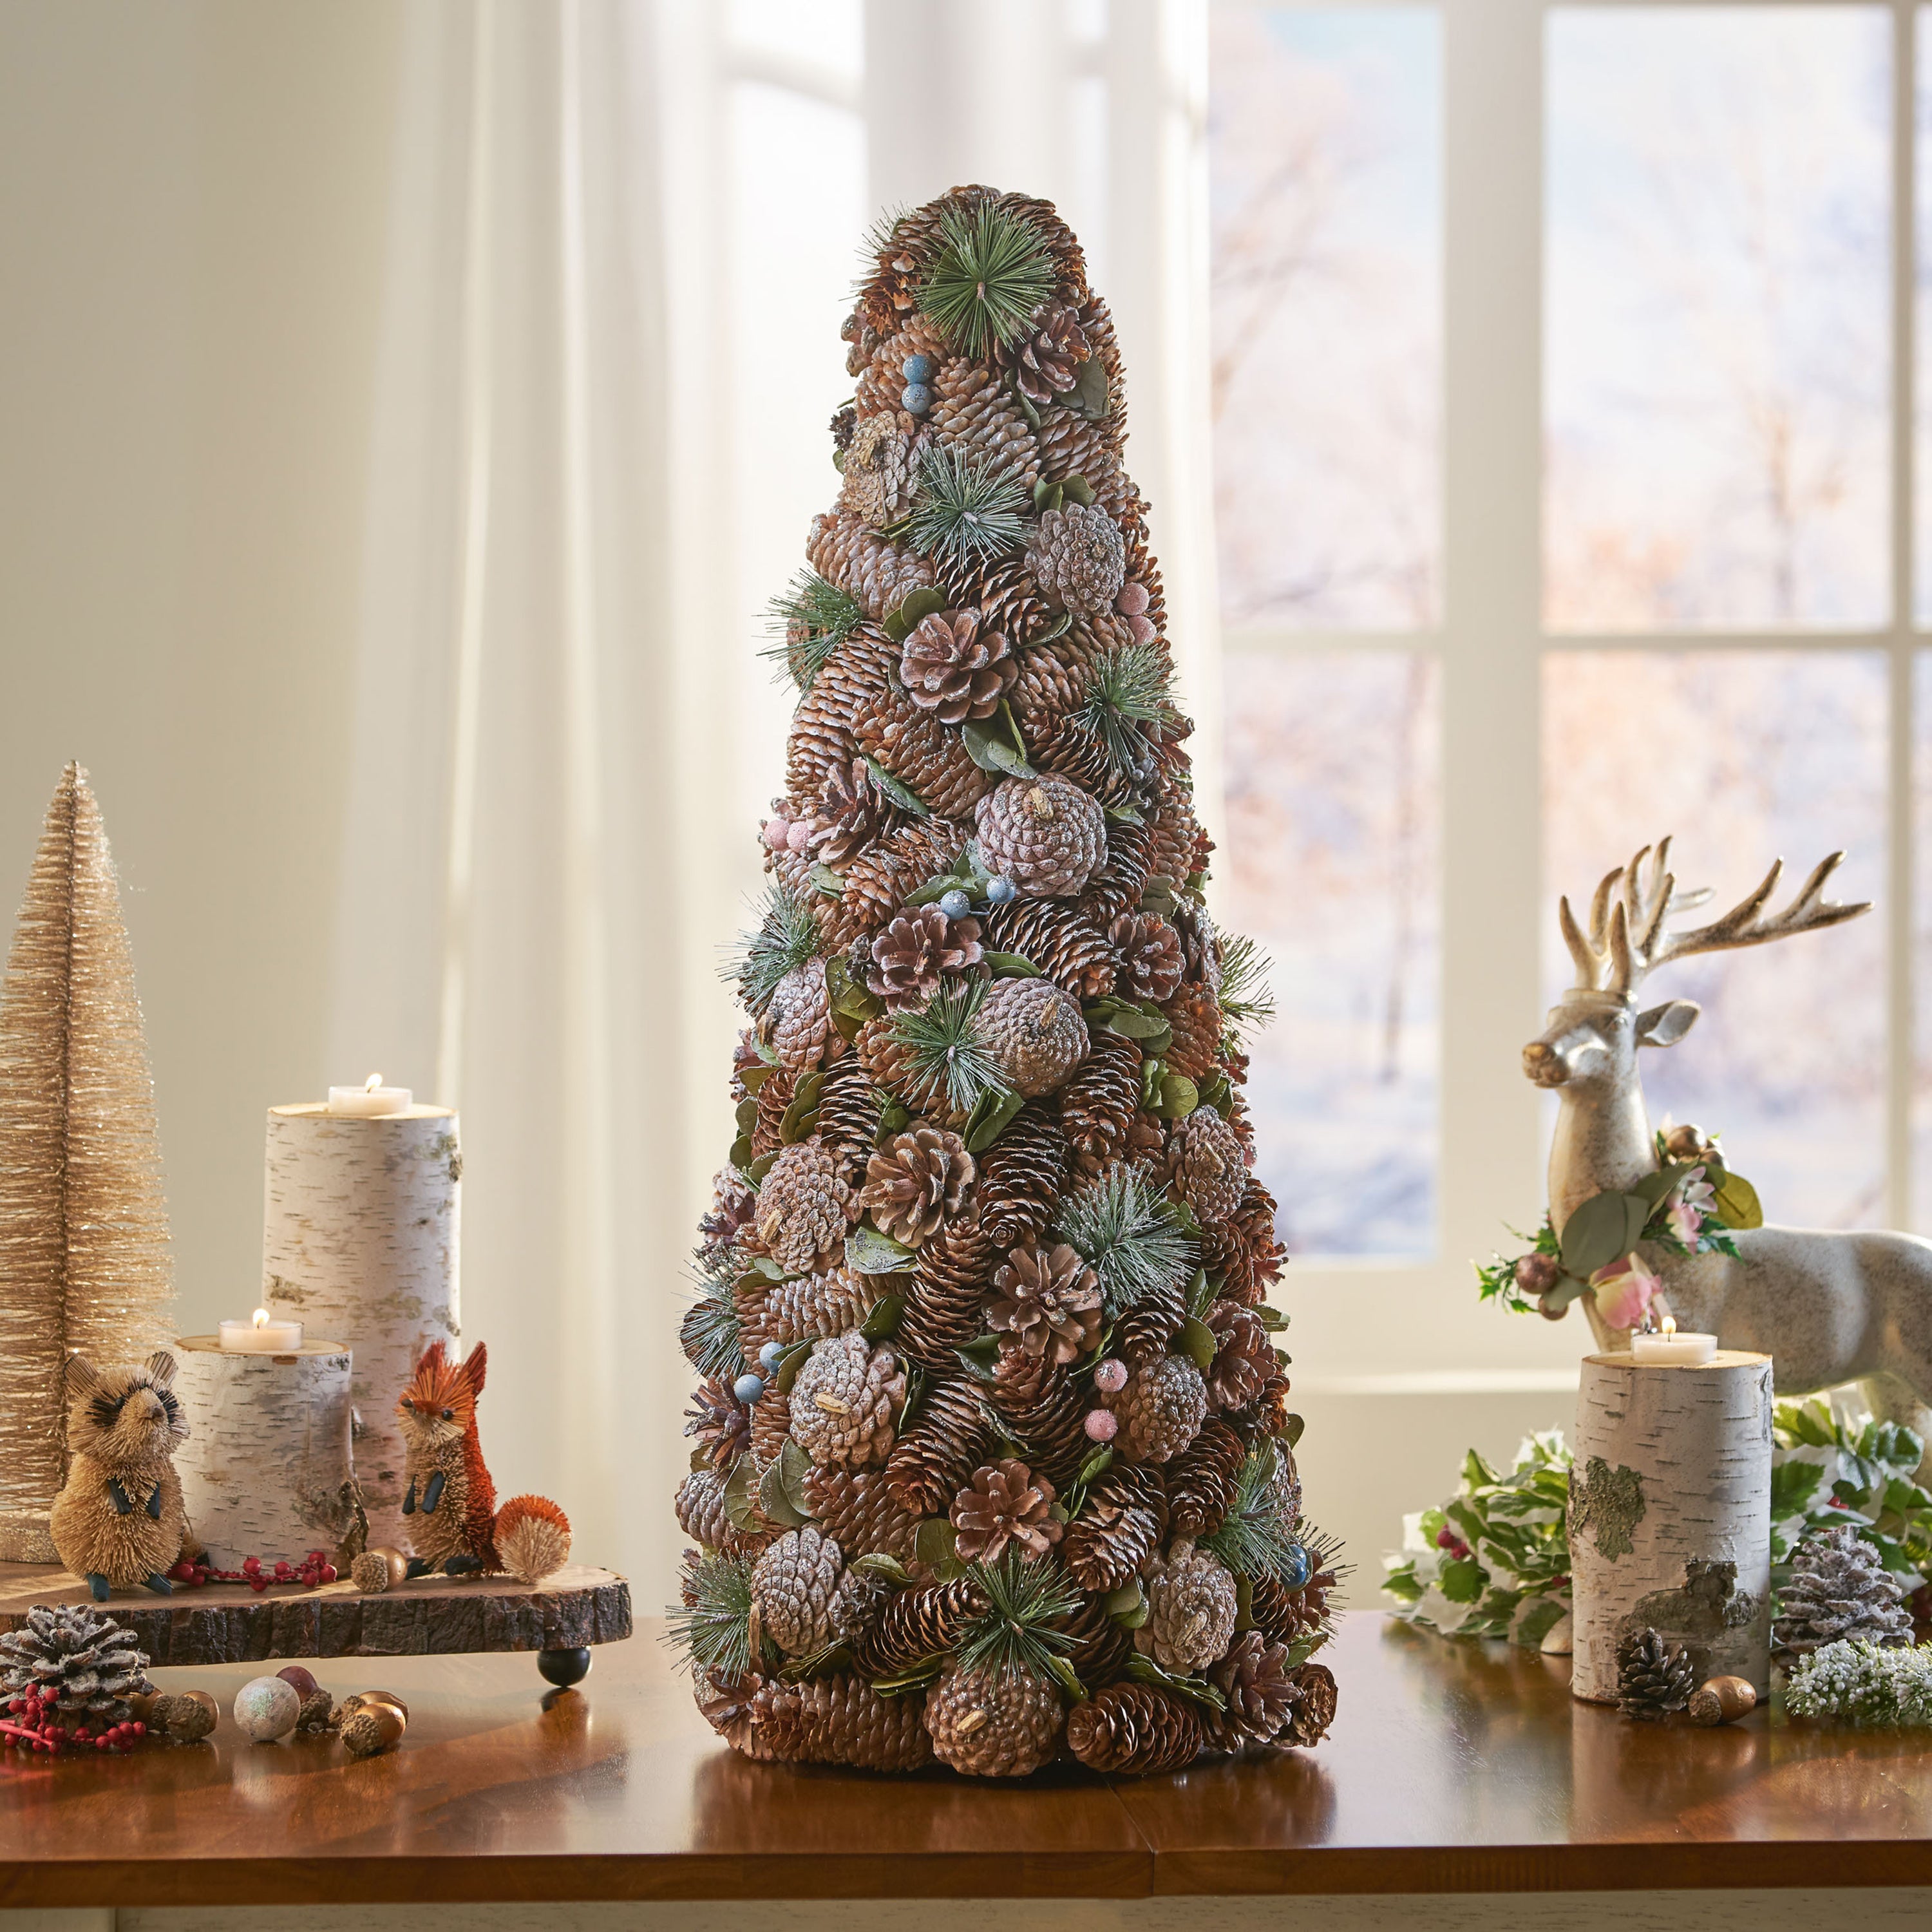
(1063, 1463), (1167, 1591)
(1773, 1525), (1915, 1655)
(807, 511), (936, 622)
(899, 609), (1017, 724)
(985, 898), (1115, 999)
(1166, 1106), (1246, 1224)
(866, 905), (984, 1009)
(1209, 1631), (1300, 1747)
(806, 759), (899, 869)
(923, 1660), (1065, 1777)
(788, 1331), (906, 1470)
(1110, 912), (1184, 1003)
(993, 301), (1090, 405)
(1025, 502), (1126, 614)
(1056, 1029), (1141, 1171)
(974, 976), (1090, 1097)
(765, 956), (837, 1070)
(988, 1241), (1102, 1365)
(1164, 1417), (1248, 1537)
(755, 1139), (855, 1274)
(858, 1126), (975, 1247)
(929, 361), (1042, 489)
(949, 1458), (1063, 1563)
(750, 1528), (846, 1656)
(0, 1603), (152, 1728)
(800, 1464), (921, 1561)
(1162, 984), (1224, 1082)
(759, 1267), (874, 1348)
(1137, 1542), (1238, 1674)
(674, 1469), (766, 1555)
(685, 1378), (752, 1472)
(857, 1012), (952, 1120)
(1205, 1300), (1276, 1414)
(1114, 1355), (1208, 1464)
(839, 415), (918, 525)
(976, 775), (1108, 899)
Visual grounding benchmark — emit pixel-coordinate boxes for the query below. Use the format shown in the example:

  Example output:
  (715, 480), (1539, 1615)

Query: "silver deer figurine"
(1524, 839), (1932, 1464)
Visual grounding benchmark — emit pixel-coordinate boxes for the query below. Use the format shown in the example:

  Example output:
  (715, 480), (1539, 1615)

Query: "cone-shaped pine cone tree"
(670, 185), (1339, 1776)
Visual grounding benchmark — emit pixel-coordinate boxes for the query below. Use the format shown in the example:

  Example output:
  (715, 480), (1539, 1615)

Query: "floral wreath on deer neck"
(1475, 1122), (1765, 1327)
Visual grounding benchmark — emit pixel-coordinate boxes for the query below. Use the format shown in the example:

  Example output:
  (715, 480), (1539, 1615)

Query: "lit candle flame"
(1662, 1316), (1676, 1338)
(252, 1307), (269, 1329)
(365, 1072), (383, 1092)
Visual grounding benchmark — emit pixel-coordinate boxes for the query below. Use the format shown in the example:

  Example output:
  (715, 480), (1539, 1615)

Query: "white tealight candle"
(219, 1307), (305, 1353)
(327, 1072), (413, 1117)
(1630, 1317), (1717, 1367)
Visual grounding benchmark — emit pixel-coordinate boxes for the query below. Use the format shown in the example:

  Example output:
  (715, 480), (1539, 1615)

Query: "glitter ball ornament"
(233, 1675), (301, 1743)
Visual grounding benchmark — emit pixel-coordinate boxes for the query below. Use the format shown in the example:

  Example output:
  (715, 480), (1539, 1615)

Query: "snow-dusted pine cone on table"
(669, 185), (1340, 1776)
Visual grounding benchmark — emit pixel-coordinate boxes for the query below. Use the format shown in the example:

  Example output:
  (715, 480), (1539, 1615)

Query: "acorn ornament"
(334, 1689), (410, 1758)
(350, 1545), (412, 1595)
(1687, 1676), (1757, 1727)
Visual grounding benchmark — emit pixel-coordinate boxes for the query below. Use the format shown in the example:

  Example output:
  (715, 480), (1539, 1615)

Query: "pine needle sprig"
(727, 883), (820, 1017)
(955, 1551), (1081, 1686)
(1079, 644), (1176, 784)
(1200, 1440), (1307, 1586)
(663, 1551), (759, 1682)
(887, 980), (1009, 1115)
(1217, 933), (1276, 1039)
(761, 570), (865, 691)
(1052, 1163), (1197, 1315)
(906, 444), (1030, 568)
(680, 1261), (746, 1384)
(918, 201), (1057, 359)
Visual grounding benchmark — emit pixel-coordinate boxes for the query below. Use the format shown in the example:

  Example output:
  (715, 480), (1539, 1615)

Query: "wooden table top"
(2, 1612), (1929, 1908)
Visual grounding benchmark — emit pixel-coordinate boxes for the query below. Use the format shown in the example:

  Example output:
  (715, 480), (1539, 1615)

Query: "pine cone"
(1109, 913), (1184, 1003)
(1114, 1275), (1186, 1373)
(1052, 1591), (1133, 1687)
(859, 1126), (976, 1247)
(839, 414), (920, 525)
(1166, 1106), (1247, 1226)
(1282, 1662), (1337, 1747)
(788, 1332), (906, 1470)
(1057, 1029), (1141, 1171)
(750, 1527), (847, 1656)
(1616, 1627), (1696, 1720)
(806, 759), (901, 869)
(983, 898), (1115, 999)
(856, 316), (951, 414)
(1209, 1631), (1299, 1747)
(866, 905), (984, 1009)
(993, 301), (1090, 404)
(750, 1383), (793, 1469)
(1063, 1463), (1166, 1591)
(1162, 984), (1224, 1081)
(755, 1139), (855, 1274)
(1165, 1416), (1248, 1537)
(898, 1216), (995, 1368)
(988, 1240), (1102, 1364)
(988, 1341), (1089, 1490)
(1170, 900), (1221, 991)
(1035, 406), (1129, 515)
(759, 1267), (874, 1348)
(685, 1378), (752, 1473)
(929, 361), (1042, 488)
(674, 1469), (774, 1558)
(0, 1603), (153, 1728)
(899, 608), (1018, 724)
(849, 1573), (987, 1676)
(1065, 1682), (1212, 1774)
(796, 1673), (935, 1770)
(857, 1012), (952, 1120)
(807, 511), (937, 623)
(832, 818), (974, 945)
(815, 1059), (886, 1187)
(945, 554), (1047, 650)
(976, 1103), (1073, 1247)
(1773, 1525), (1914, 1655)
(1205, 1300), (1276, 1416)
(1026, 503), (1126, 615)
(786, 631), (894, 800)
(800, 1464), (921, 1561)
(884, 1376), (995, 1517)
(973, 976), (1090, 1097)
(696, 1667), (777, 1759)
(853, 683), (992, 822)
(1201, 1179), (1285, 1304)
(1114, 1356), (1208, 1465)
(748, 1065), (799, 1161)
(923, 1660), (1065, 1777)
(766, 957), (837, 1070)
(976, 775), (1108, 900)
(1138, 1544), (1238, 1673)
(951, 1458), (1063, 1563)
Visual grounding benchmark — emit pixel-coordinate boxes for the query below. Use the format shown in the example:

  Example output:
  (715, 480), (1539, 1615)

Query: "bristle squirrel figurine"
(350, 1341), (571, 1592)
(50, 1352), (193, 1600)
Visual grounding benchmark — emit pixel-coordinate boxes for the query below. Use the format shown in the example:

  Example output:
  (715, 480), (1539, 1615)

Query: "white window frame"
(1216, 0), (1919, 1386)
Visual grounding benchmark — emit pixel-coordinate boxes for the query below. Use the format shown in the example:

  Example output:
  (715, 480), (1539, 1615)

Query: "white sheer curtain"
(327, 0), (1213, 1605)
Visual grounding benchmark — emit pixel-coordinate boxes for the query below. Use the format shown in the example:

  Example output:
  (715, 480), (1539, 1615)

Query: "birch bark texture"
(260, 1104), (460, 1548)
(173, 1336), (363, 1567)
(1569, 1349), (1773, 1703)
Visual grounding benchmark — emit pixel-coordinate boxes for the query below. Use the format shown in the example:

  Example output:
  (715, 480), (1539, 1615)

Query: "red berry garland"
(166, 1549), (339, 1593)
(1, 1687), (146, 1754)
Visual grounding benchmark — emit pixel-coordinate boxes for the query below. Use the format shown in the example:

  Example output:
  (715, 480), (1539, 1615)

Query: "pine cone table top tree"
(667, 185), (1337, 1777)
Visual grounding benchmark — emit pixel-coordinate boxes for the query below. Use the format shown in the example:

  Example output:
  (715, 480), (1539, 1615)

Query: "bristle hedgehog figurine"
(350, 1340), (571, 1592)
(50, 1352), (193, 1600)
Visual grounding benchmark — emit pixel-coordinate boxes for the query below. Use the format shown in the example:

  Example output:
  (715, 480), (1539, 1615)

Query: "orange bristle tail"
(495, 1495), (571, 1584)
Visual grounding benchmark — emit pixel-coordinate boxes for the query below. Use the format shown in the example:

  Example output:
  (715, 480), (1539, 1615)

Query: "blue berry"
(938, 889), (971, 920)
(902, 354), (936, 384)
(987, 875), (1018, 905)
(757, 1340), (783, 1372)
(732, 1372), (766, 1406)
(1279, 1539), (1312, 1590)
(901, 383), (934, 415)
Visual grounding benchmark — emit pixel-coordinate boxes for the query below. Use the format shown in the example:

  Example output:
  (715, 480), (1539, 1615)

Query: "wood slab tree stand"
(1569, 1347), (1773, 1702)
(0, 1560), (629, 1670)
(172, 1335), (363, 1569)
(261, 1103), (460, 1549)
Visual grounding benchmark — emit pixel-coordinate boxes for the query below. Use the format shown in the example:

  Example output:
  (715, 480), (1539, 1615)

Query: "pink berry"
(761, 817), (790, 851)
(1083, 1408), (1118, 1443)
(1093, 1358), (1128, 1394)
(786, 819), (813, 852)
(1115, 581), (1149, 616)
(1126, 612), (1156, 645)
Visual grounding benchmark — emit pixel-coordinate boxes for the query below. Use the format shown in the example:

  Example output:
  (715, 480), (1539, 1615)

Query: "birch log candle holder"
(173, 1335), (361, 1568)
(260, 1101), (460, 1548)
(1569, 1348), (1774, 1703)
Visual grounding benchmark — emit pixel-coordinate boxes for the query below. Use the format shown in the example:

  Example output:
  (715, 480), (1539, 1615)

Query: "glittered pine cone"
(1205, 1300), (1276, 1415)
(1113, 1274), (1186, 1372)
(1165, 1105), (1247, 1226)
(975, 775), (1108, 899)
(808, 759), (900, 869)
(973, 975), (1090, 1097)
(800, 1464), (921, 1562)
(1282, 1663), (1338, 1747)
(749, 1527), (846, 1656)
(1210, 1631), (1300, 1747)
(1065, 1682), (1212, 1775)
(858, 1125), (976, 1247)
(696, 1166), (759, 1272)
(765, 956), (837, 1070)
(866, 905), (984, 1009)
(1164, 1417), (1248, 1538)
(755, 1139), (856, 1274)
(988, 1240), (1101, 1365)
(674, 1469), (774, 1558)
(814, 1058), (886, 1186)
(857, 1012), (953, 1119)
(1200, 1178), (1286, 1305)
(807, 511), (937, 623)
(1062, 1462), (1167, 1591)
(899, 608), (1017, 724)
(788, 1332), (906, 1470)
(838, 414), (919, 526)
(992, 300), (1091, 404)
(950, 1457), (1063, 1564)
(983, 898), (1115, 1000)
(923, 1660), (1065, 1778)
(1110, 912), (1184, 1004)
(1137, 1542), (1238, 1674)
(1113, 1354), (1208, 1465)
(757, 1267), (874, 1349)
(1056, 1029), (1141, 1173)
(685, 1378), (752, 1473)
(1161, 983), (1224, 1082)
(929, 361), (1043, 489)
(988, 1341), (1089, 1490)
(1025, 502), (1126, 616)
(975, 1103), (1072, 1248)
(882, 1375), (994, 1517)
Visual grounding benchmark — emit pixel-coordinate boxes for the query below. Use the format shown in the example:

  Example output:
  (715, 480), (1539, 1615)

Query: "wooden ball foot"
(537, 1647), (591, 1687)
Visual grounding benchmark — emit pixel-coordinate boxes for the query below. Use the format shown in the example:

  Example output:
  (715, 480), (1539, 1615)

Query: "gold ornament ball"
(1687, 1675), (1757, 1726)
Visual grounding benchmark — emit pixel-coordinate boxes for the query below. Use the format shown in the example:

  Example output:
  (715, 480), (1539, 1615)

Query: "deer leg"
(1863, 1372), (1932, 1486)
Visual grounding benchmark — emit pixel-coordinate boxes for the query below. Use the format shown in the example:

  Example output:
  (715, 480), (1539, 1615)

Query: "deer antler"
(1641, 850), (1870, 980)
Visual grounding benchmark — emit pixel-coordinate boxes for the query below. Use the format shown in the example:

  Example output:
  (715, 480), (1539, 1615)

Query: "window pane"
(1546, 8), (1890, 631)
(1544, 650), (1886, 1228)
(1915, 652), (1932, 1225)
(1918, 8), (1932, 625)
(1220, 652), (1441, 1258)
(1209, 10), (1442, 630)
